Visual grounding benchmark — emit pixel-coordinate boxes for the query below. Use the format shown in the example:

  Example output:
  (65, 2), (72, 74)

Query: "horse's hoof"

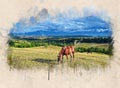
(58, 61), (60, 64)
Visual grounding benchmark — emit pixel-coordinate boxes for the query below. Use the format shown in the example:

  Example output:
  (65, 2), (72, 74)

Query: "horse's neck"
(59, 48), (65, 56)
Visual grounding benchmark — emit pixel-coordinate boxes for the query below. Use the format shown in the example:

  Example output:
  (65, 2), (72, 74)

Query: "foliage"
(9, 36), (113, 47)
(75, 43), (113, 55)
(75, 47), (112, 55)
(8, 36), (113, 55)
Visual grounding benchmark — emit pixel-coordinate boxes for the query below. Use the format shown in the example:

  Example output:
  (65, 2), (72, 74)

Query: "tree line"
(8, 36), (113, 55)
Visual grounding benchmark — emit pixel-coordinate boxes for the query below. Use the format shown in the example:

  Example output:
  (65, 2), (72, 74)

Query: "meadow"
(8, 44), (111, 70)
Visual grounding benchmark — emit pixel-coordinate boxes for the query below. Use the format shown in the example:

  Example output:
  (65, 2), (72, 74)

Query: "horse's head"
(57, 55), (61, 63)
(57, 47), (65, 63)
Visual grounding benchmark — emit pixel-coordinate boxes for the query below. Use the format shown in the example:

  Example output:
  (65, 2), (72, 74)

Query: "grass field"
(8, 44), (111, 70)
(76, 43), (109, 49)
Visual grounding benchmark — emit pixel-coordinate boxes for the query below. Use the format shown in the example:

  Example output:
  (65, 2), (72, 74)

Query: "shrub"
(75, 46), (113, 55)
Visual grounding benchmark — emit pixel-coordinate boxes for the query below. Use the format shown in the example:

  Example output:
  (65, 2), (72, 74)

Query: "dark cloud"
(38, 8), (48, 18)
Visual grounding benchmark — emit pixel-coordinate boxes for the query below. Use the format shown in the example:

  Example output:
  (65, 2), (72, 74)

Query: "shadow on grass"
(32, 58), (57, 65)
(29, 57), (109, 70)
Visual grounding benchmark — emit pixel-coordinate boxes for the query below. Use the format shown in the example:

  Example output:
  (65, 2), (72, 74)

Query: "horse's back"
(63, 46), (74, 55)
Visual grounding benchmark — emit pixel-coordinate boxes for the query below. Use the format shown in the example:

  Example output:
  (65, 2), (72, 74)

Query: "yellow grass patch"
(8, 45), (111, 70)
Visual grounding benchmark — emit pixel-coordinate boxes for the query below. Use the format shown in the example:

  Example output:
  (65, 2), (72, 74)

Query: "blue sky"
(10, 8), (112, 37)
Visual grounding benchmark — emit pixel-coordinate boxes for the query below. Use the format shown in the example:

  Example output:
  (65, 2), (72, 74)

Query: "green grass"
(76, 43), (109, 49)
(8, 44), (111, 70)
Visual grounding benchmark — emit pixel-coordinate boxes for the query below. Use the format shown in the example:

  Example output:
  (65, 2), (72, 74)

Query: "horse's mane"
(58, 46), (74, 55)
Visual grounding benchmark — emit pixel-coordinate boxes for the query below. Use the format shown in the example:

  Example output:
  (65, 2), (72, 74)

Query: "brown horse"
(57, 46), (74, 63)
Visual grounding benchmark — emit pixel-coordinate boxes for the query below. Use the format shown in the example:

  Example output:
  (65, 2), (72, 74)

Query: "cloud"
(10, 8), (112, 36)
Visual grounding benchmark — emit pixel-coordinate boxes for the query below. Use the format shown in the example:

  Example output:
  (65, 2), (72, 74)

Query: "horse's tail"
(70, 46), (75, 58)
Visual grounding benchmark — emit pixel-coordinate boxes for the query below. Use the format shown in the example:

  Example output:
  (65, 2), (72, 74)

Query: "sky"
(10, 7), (112, 37)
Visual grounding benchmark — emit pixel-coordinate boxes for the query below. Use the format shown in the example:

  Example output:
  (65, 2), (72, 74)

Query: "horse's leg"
(70, 53), (73, 62)
(72, 52), (74, 61)
(66, 55), (68, 61)
(62, 55), (64, 63)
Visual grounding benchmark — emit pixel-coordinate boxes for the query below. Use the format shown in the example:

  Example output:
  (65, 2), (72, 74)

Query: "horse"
(57, 46), (74, 63)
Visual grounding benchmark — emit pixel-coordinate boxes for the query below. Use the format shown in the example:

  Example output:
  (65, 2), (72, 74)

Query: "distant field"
(8, 44), (111, 70)
(76, 43), (109, 49)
